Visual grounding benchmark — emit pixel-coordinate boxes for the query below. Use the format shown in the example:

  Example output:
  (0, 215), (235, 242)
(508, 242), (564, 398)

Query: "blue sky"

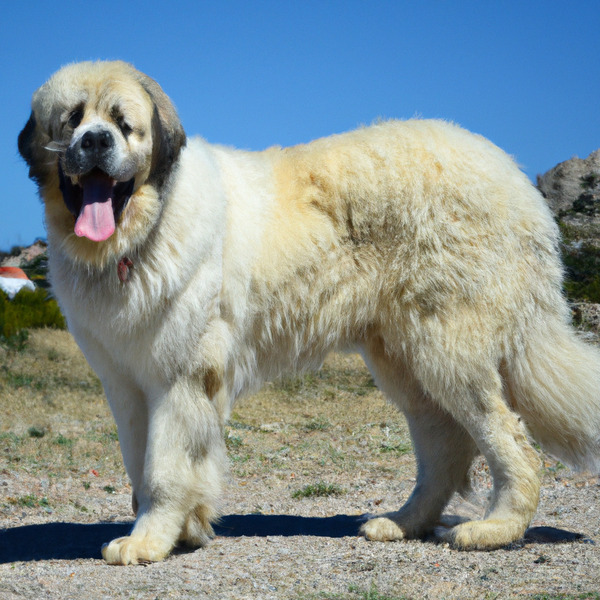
(1, 0), (599, 250)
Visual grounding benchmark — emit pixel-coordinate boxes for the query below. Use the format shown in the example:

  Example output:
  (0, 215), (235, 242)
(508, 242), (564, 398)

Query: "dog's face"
(19, 61), (186, 264)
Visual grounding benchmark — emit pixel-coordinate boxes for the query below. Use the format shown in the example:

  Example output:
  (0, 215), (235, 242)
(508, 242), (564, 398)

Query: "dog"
(19, 61), (600, 564)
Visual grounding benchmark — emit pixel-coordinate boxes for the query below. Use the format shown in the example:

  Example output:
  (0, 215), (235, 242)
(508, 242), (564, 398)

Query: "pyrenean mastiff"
(19, 61), (600, 564)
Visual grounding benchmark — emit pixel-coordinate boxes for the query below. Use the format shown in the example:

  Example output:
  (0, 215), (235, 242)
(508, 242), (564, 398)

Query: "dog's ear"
(18, 112), (36, 167)
(18, 111), (51, 188)
(137, 73), (186, 188)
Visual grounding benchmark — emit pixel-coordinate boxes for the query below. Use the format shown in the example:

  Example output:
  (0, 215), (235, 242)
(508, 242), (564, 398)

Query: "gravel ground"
(1, 465), (599, 599)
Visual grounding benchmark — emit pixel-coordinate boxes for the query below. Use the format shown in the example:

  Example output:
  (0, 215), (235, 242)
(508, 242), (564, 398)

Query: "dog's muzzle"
(59, 126), (135, 242)
(64, 127), (116, 176)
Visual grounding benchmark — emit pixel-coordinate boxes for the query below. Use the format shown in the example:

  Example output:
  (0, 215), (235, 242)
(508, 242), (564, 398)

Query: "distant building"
(0, 267), (35, 299)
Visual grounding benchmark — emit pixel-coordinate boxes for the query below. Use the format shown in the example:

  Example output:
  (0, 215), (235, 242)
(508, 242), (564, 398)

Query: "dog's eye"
(68, 108), (83, 129)
(110, 105), (133, 136)
(116, 115), (133, 136)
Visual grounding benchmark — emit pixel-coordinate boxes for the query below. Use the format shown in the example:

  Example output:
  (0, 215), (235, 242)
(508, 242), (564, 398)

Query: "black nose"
(81, 129), (114, 153)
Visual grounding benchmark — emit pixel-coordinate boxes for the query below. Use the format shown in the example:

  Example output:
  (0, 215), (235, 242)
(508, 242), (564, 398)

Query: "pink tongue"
(74, 172), (116, 242)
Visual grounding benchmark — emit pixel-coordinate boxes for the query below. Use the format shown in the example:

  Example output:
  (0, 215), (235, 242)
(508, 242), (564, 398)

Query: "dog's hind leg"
(409, 337), (542, 549)
(362, 406), (478, 541)
(437, 387), (541, 549)
(360, 340), (479, 541)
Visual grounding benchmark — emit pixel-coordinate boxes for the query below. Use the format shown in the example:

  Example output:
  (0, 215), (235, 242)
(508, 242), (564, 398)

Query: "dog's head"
(19, 61), (186, 264)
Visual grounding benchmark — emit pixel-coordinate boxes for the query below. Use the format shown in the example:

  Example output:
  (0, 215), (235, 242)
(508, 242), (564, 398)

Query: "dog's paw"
(360, 517), (406, 542)
(101, 535), (171, 565)
(178, 504), (216, 547)
(437, 518), (525, 550)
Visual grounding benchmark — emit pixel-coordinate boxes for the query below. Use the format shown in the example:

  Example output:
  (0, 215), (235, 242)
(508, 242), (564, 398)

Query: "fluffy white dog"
(19, 61), (600, 564)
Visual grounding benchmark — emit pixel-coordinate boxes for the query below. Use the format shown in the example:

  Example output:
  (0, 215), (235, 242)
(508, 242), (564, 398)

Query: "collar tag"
(117, 256), (134, 283)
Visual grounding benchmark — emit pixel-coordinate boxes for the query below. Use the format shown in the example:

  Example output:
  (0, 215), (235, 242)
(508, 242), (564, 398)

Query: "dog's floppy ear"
(137, 73), (186, 188)
(18, 112), (50, 188)
(18, 111), (51, 187)
(18, 112), (36, 167)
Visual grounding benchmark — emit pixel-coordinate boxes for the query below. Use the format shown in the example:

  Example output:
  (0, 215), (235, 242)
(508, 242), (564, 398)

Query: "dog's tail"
(506, 320), (600, 471)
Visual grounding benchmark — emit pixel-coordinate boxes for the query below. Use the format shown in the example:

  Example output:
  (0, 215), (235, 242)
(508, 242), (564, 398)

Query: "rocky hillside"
(0, 240), (50, 289)
(538, 150), (600, 307)
(537, 149), (600, 217)
(537, 149), (600, 336)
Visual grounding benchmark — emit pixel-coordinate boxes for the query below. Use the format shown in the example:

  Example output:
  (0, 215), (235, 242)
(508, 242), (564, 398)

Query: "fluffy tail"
(506, 321), (600, 471)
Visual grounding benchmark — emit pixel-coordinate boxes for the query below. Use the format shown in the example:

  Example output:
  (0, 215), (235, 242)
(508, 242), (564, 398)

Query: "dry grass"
(0, 330), (126, 522)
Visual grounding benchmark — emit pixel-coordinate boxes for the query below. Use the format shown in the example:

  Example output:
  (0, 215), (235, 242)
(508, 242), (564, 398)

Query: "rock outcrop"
(0, 240), (47, 268)
(537, 149), (600, 236)
(538, 149), (600, 337)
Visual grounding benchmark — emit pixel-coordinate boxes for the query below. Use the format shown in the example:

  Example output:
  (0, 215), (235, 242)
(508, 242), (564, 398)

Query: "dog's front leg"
(101, 377), (226, 565)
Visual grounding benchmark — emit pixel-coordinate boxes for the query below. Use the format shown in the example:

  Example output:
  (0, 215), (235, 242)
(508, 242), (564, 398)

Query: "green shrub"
(0, 329), (29, 352)
(380, 441), (412, 455)
(0, 287), (66, 339)
(21, 254), (52, 289)
(561, 242), (600, 303)
(292, 481), (344, 499)
(558, 221), (600, 303)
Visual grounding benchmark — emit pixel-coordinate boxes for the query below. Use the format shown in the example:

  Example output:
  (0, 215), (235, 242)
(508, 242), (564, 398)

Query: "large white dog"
(19, 60), (600, 564)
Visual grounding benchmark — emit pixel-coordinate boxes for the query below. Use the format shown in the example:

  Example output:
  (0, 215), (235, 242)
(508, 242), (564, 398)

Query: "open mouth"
(58, 164), (135, 242)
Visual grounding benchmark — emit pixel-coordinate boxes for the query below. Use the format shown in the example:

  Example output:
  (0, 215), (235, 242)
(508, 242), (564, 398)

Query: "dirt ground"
(1, 330), (599, 599)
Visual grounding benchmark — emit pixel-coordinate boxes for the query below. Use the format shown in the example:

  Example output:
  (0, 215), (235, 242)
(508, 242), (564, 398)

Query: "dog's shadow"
(0, 514), (589, 563)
